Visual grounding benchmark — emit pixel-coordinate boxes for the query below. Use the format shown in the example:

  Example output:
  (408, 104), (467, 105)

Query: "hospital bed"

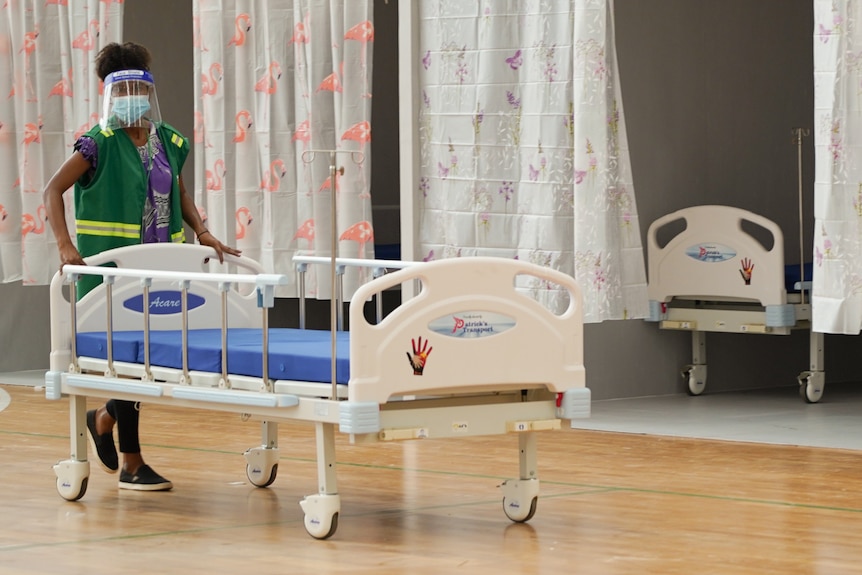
(44, 243), (590, 539)
(646, 205), (823, 402)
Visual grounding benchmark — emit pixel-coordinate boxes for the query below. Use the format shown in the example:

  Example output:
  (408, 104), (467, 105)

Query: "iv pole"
(792, 127), (810, 303)
(790, 126), (825, 403)
(301, 149), (364, 400)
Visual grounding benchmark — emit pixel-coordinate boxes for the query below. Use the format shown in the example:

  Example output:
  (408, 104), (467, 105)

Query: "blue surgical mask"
(112, 95), (151, 124)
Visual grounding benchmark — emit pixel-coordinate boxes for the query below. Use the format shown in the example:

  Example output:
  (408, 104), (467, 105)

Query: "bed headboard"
(646, 205), (786, 306)
(347, 257), (585, 404)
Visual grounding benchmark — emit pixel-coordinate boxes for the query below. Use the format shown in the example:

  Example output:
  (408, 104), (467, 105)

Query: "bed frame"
(45, 244), (589, 539)
(646, 205), (824, 402)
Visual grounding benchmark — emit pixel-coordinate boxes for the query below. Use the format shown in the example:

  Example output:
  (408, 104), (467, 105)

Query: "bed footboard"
(647, 205), (787, 307)
(347, 257), (586, 404)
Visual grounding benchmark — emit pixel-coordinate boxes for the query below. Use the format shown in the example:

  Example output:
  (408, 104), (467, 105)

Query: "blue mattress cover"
(784, 263), (812, 292)
(76, 328), (351, 384)
(374, 243), (401, 260)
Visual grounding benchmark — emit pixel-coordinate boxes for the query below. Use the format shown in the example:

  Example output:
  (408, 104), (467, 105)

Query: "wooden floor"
(2, 384), (862, 574)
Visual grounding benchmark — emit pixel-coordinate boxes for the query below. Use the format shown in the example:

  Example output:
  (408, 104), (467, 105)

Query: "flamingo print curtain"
(812, 1), (862, 334)
(0, 1), (122, 284)
(416, 0), (647, 322)
(193, 0), (374, 298)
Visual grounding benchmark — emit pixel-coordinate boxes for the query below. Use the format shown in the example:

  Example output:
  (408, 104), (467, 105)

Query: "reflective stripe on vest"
(76, 219), (140, 239)
(170, 133), (184, 148)
(171, 230), (186, 243)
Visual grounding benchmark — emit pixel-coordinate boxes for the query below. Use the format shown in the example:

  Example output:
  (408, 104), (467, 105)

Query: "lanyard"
(137, 122), (156, 174)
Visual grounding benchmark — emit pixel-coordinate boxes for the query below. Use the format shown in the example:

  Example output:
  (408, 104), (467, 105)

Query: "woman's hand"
(197, 230), (241, 263)
(58, 242), (86, 271)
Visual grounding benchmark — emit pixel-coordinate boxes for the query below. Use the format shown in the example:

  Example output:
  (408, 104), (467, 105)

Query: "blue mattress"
(374, 243), (401, 260)
(76, 328), (351, 384)
(784, 263), (812, 292)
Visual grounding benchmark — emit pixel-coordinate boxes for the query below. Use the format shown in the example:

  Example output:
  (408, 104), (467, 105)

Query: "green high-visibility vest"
(74, 122), (189, 297)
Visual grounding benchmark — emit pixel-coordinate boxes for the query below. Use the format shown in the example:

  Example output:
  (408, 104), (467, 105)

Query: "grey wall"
(599, 0), (826, 399)
(124, 1), (195, 186)
(5, 0), (858, 401)
(0, 282), (49, 371)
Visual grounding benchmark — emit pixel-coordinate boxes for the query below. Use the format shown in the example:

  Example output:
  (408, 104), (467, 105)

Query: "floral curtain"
(193, 0), (374, 298)
(812, 1), (862, 334)
(415, 0), (647, 322)
(0, 0), (122, 285)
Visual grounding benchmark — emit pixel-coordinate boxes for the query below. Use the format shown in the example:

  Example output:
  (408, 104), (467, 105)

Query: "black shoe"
(86, 409), (118, 473)
(119, 465), (173, 491)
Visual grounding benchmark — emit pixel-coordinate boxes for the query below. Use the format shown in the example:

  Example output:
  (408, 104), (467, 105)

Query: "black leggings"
(105, 399), (141, 454)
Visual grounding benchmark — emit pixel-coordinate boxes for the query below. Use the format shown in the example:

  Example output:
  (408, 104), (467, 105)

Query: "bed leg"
(517, 430), (538, 480)
(683, 331), (707, 396)
(798, 331), (825, 403)
(499, 431), (540, 523)
(299, 422), (341, 539)
(243, 421), (280, 488)
(53, 395), (90, 501)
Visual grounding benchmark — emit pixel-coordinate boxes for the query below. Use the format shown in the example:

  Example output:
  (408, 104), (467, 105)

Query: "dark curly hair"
(94, 42), (152, 80)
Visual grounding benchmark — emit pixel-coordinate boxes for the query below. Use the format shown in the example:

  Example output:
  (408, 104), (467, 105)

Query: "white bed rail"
(293, 255), (418, 330)
(48, 244), (288, 388)
(60, 264), (287, 288)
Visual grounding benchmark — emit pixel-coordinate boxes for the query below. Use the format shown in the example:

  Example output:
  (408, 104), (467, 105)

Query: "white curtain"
(812, 0), (862, 334)
(0, 0), (122, 285)
(415, 0), (647, 322)
(193, 0), (374, 298)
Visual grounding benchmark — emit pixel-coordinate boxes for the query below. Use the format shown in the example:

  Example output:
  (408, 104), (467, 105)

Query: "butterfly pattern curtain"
(193, 0), (374, 298)
(0, 0), (122, 285)
(415, 0), (647, 322)
(812, 1), (862, 334)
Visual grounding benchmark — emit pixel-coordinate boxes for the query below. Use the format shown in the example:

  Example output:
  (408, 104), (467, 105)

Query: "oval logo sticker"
(684, 243), (737, 263)
(123, 291), (205, 315)
(428, 311), (516, 338)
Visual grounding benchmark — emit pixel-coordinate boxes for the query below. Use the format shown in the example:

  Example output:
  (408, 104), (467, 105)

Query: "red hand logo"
(739, 257), (754, 285)
(406, 336), (433, 375)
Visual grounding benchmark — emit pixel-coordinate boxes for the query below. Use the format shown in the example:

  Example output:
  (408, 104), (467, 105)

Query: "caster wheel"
(682, 365), (706, 396)
(246, 462), (278, 487)
(54, 460), (90, 501)
(799, 380), (824, 404)
(244, 447), (280, 488)
(500, 478), (540, 523)
(299, 494), (341, 539)
(304, 511), (339, 540)
(797, 371), (824, 404)
(687, 374), (705, 396)
(57, 476), (88, 502)
(503, 495), (537, 523)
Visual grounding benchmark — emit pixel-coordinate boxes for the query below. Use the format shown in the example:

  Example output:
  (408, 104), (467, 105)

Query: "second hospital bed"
(45, 243), (590, 539)
(645, 205), (823, 402)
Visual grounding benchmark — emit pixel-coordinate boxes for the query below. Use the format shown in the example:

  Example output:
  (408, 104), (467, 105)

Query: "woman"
(43, 42), (239, 491)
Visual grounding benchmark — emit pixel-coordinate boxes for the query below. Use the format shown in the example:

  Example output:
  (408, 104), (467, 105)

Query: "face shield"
(100, 69), (162, 131)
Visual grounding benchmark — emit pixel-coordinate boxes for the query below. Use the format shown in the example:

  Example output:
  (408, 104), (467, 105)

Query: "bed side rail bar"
(293, 256), (421, 328)
(59, 264), (289, 390)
